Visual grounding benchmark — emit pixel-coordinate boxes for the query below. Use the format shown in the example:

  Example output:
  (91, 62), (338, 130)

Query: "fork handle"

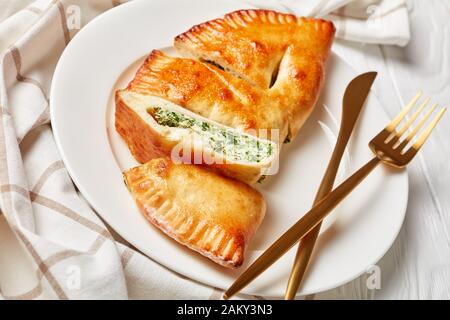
(224, 156), (381, 299)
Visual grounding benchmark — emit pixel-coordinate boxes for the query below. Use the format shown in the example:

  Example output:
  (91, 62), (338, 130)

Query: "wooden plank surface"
(0, 0), (449, 299)
(316, 0), (450, 299)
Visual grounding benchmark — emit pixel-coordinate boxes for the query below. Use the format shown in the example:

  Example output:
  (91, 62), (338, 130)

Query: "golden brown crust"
(174, 9), (335, 139)
(126, 50), (287, 137)
(175, 9), (334, 89)
(124, 158), (266, 268)
(115, 91), (173, 163)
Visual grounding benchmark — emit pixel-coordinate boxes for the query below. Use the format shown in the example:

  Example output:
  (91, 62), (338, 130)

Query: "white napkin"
(0, 0), (222, 300)
(244, 0), (411, 46)
(0, 0), (411, 300)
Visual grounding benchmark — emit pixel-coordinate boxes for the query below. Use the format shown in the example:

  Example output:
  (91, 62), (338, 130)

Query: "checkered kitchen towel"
(0, 0), (220, 300)
(0, 0), (410, 299)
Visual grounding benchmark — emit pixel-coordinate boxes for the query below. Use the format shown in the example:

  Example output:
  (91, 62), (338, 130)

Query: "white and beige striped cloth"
(0, 0), (221, 300)
(0, 0), (410, 300)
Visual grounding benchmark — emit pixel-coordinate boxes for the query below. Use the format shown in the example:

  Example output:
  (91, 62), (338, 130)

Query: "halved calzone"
(124, 158), (266, 268)
(116, 91), (278, 184)
(116, 10), (334, 186)
(174, 9), (335, 139)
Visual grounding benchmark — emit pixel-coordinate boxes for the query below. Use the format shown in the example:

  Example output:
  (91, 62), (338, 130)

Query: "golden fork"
(224, 92), (446, 299)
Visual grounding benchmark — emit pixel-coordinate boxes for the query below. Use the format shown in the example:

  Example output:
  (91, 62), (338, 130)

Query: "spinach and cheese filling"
(149, 107), (273, 163)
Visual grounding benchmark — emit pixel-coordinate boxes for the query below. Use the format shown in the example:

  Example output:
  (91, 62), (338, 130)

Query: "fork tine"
(411, 108), (446, 150)
(396, 98), (430, 137)
(386, 91), (422, 131)
(395, 103), (438, 151)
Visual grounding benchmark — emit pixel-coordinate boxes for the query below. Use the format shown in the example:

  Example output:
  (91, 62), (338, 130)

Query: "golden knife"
(224, 88), (444, 299)
(224, 71), (378, 300)
(285, 71), (377, 299)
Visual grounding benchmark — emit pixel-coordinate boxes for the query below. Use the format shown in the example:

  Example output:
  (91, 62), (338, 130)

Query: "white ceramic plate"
(50, 0), (408, 297)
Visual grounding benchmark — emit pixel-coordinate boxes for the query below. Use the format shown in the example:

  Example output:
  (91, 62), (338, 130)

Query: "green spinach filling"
(149, 107), (273, 163)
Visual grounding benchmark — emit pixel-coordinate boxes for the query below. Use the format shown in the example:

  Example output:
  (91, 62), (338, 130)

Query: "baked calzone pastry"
(174, 9), (335, 140)
(124, 158), (266, 268)
(116, 91), (278, 184)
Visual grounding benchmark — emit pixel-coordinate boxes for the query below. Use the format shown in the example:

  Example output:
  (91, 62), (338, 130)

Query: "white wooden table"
(0, 0), (448, 300)
(316, 0), (450, 299)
